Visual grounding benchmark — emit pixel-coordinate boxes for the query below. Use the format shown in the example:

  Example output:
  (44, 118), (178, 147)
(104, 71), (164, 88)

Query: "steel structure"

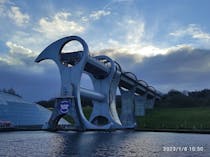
(35, 36), (161, 131)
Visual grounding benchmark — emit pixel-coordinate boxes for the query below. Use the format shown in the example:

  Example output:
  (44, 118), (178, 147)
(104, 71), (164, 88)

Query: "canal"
(0, 131), (209, 157)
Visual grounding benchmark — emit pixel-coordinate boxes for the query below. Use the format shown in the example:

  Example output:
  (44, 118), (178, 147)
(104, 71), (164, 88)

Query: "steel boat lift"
(35, 36), (161, 131)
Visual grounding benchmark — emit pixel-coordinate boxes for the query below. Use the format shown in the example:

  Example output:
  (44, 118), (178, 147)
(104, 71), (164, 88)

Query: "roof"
(0, 92), (69, 126)
(0, 92), (31, 105)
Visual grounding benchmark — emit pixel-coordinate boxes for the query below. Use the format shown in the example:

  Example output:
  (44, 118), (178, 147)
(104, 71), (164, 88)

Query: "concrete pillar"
(120, 88), (136, 128)
(145, 97), (155, 109)
(134, 95), (146, 116)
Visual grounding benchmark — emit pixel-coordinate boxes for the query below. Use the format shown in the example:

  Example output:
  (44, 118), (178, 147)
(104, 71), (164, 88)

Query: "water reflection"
(0, 131), (210, 157)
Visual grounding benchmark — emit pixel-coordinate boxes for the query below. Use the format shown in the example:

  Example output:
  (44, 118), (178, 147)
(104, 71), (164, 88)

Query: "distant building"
(0, 92), (69, 128)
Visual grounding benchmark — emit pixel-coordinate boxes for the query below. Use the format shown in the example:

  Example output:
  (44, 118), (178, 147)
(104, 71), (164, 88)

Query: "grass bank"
(58, 106), (210, 131)
(136, 107), (210, 130)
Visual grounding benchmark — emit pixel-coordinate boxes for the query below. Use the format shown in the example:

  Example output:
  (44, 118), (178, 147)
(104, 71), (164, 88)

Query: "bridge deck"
(60, 52), (160, 99)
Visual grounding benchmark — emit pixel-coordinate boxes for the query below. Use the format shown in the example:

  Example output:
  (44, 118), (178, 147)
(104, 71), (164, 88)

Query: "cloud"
(91, 17), (177, 58)
(91, 18), (202, 61)
(0, 0), (8, 4)
(81, 10), (111, 22)
(35, 11), (85, 39)
(122, 19), (145, 44)
(8, 6), (30, 26)
(0, 41), (43, 74)
(91, 18), (151, 57)
(0, 61), (60, 101)
(93, 43), (210, 93)
(114, 46), (210, 92)
(92, 17), (193, 60)
(89, 10), (111, 20)
(1, 44), (210, 101)
(0, 0), (11, 16)
(1, 2), (210, 101)
(6, 41), (34, 56)
(109, 18), (146, 45)
(4, 41), (35, 65)
(0, 41), (59, 101)
(170, 24), (210, 41)
(104, 0), (134, 9)
(112, 0), (134, 2)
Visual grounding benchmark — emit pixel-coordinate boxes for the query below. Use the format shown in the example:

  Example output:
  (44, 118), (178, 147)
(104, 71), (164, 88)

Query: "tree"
(1, 88), (22, 98)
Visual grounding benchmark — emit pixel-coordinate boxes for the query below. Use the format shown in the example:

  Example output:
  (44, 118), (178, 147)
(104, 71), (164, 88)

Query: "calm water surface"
(0, 131), (209, 157)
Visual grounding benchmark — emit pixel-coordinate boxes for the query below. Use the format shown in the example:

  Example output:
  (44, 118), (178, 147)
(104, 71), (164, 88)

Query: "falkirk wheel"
(35, 36), (161, 131)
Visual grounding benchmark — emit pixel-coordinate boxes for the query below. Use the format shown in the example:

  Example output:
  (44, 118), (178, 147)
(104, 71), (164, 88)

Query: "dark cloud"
(114, 47), (210, 92)
(0, 60), (61, 102)
(1, 46), (210, 101)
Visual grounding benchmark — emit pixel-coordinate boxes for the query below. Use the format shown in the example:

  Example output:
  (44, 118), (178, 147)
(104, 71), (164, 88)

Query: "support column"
(120, 88), (136, 128)
(134, 94), (147, 116)
(145, 97), (155, 109)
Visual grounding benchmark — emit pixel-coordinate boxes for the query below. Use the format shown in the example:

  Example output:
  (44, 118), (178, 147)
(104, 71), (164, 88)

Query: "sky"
(1, 0), (210, 102)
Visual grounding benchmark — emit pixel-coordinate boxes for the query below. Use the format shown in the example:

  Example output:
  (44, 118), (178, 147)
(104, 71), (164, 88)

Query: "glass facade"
(0, 92), (68, 127)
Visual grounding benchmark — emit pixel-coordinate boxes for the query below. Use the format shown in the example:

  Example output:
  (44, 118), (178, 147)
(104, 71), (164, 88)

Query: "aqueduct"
(35, 36), (161, 131)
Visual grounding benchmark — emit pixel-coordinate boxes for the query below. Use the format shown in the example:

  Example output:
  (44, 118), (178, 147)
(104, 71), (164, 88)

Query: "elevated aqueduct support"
(35, 36), (161, 131)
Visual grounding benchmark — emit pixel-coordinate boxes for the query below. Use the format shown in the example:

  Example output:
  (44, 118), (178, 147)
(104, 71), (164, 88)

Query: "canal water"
(0, 131), (209, 157)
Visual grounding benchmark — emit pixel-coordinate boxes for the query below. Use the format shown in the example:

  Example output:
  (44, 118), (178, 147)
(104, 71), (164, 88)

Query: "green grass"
(63, 106), (93, 124)
(83, 106), (92, 119)
(48, 105), (210, 130)
(136, 107), (210, 130)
